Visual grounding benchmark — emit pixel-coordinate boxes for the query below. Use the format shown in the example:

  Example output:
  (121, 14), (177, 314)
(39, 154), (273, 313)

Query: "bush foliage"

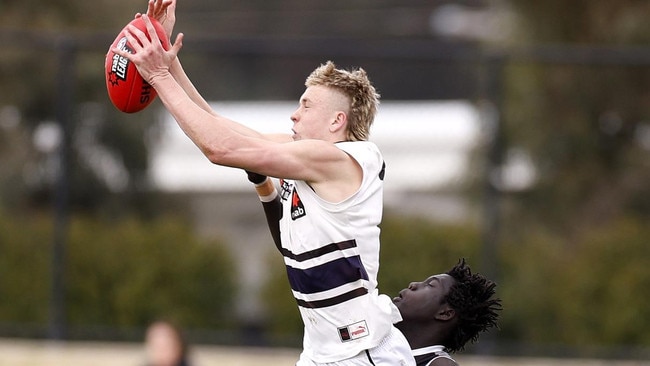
(0, 213), (235, 336)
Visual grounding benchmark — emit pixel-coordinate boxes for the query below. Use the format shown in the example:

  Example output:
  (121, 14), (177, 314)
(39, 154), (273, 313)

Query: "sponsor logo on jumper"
(279, 179), (292, 201)
(338, 320), (369, 342)
(291, 188), (306, 220)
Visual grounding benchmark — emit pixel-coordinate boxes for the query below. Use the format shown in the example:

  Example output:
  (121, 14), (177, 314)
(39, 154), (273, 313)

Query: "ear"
(329, 111), (348, 133)
(434, 305), (456, 321)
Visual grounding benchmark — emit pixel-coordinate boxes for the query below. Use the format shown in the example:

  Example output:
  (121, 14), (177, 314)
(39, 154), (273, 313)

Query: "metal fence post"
(49, 35), (75, 341)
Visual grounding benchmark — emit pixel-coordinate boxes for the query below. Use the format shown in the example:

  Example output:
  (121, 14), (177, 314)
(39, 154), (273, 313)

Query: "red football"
(105, 17), (170, 113)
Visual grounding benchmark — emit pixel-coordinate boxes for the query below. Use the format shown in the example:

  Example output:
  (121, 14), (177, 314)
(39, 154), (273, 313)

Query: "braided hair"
(443, 259), (502, 353)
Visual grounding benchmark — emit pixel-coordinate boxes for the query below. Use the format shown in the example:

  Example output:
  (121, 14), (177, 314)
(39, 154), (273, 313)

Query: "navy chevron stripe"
(281, 239), (357, 262)
(286, 255), (369, 294)
(296, 287), (368, 309)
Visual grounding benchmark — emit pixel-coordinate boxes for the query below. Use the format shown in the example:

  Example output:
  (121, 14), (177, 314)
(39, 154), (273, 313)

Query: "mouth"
(392, 290), (405, 303)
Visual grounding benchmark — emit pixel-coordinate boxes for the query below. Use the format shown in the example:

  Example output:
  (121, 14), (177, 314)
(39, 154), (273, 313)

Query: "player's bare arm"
(244, 139), (363, 203)
(114, 17), (357, 200)
(114, 15), (291, 142)
(147, 74), (359, 201)
(140, 0), (223, 119)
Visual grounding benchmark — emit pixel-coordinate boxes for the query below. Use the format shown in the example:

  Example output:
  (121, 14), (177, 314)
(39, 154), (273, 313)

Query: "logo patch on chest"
(290, 187), (306, 220)
(338, 320), (369, 342)
(279, 179), (292, 201)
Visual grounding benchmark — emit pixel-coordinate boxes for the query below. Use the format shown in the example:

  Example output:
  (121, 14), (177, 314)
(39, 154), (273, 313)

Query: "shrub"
(0, 213), (236, 337)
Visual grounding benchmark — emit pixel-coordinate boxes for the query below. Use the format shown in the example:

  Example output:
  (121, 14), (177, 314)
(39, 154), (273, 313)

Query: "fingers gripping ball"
(105, 17), (170, 113)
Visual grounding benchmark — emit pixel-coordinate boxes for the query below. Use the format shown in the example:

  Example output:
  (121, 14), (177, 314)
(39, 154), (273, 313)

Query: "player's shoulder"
(336, 140), (379, 150)
(335, 141), (382, 160)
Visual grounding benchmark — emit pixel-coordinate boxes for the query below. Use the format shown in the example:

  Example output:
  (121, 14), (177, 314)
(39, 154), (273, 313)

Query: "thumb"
(169, 33), (184, 57)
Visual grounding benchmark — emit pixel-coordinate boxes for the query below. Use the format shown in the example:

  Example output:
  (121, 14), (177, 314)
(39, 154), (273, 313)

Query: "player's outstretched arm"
(168, 58), (217, 117)
(115, 16), (354, 191)
(116, 14), (291, 144)
(138, 0), (222, 118)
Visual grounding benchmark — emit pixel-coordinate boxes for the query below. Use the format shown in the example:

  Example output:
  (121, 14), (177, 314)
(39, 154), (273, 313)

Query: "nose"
(290, 108), (299, 123)
(408, 282), (419, 290)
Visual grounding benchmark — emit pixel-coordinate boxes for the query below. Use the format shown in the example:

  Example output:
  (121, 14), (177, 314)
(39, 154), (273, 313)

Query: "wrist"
(255, 178), (278, 202)
(168, 57), (182, 78)
(149, 71), (174, 88)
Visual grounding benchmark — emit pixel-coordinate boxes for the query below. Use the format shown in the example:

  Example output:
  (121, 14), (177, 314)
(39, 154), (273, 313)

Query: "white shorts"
(296, 326), (415, 366)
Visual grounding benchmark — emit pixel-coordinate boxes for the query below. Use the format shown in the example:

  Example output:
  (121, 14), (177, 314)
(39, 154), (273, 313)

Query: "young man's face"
(290, 85), (349, 141)
(393, 274), (456, 322)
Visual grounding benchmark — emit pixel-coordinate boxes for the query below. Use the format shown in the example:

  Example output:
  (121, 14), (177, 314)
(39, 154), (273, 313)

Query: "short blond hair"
(305, 61), (380, 141)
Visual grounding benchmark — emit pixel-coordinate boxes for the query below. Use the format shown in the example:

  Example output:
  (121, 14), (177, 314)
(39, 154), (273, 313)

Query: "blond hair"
(305, 61), (380, 141)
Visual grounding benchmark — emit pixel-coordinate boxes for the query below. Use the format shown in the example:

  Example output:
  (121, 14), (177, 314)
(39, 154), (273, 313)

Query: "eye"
(425, 278), (438, 287)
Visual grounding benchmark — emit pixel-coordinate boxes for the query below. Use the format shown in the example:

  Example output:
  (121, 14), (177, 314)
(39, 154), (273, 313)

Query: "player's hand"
(134, 0), (176, 40)
(113, 15), (183, 85)
(148, 0), (176, 40)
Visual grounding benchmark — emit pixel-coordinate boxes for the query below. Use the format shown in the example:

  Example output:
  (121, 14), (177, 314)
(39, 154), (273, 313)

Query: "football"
(105, 17), (169, 113)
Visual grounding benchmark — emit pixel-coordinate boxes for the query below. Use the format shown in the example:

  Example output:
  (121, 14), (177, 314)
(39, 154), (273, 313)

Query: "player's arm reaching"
(113, 15), (361, 186)
(142, 0), (290, 141)
(113, 15), (362, 202)
(139, 1), (208, 114)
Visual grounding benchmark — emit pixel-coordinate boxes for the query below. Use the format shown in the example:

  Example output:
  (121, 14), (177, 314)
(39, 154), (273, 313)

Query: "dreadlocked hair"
(443, 258), (502, 353)
(305, 61), (380, 141)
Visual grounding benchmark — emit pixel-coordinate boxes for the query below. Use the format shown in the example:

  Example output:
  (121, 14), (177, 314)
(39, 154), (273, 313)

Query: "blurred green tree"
(0, 212), (236, 337)
(0, 0), (164, 217)
(502, 0), (650, 237)
(489, 0), (650, 350)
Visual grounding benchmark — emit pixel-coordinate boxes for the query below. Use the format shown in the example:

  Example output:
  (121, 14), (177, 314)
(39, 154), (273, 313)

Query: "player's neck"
(397, 322), (445, 350)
